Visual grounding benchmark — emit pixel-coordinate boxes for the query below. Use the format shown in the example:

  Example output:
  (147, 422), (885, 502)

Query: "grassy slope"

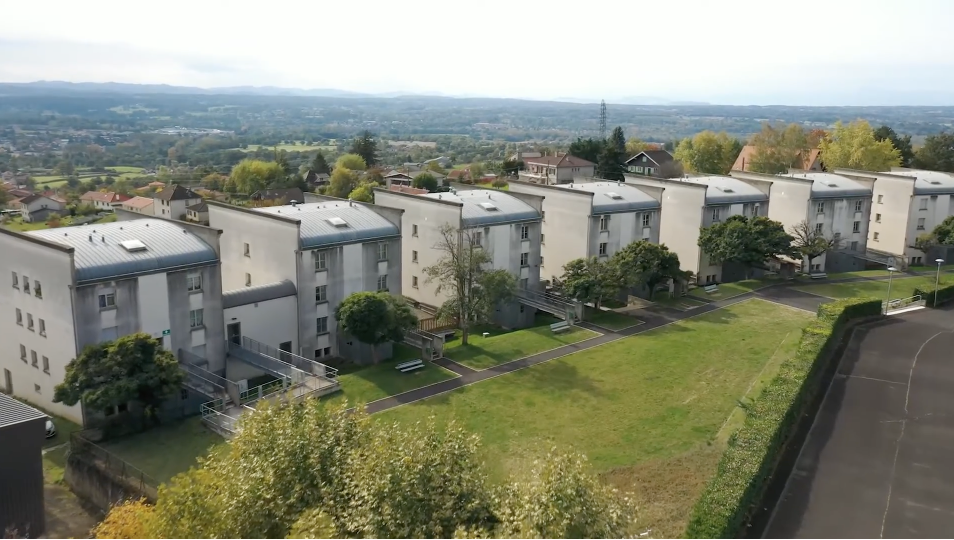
(444, 324), (598, 370)
(100, 416), (225, 483)
(795, 274), (954, 301)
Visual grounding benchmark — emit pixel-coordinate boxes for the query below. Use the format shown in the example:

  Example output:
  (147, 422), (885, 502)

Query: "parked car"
(45, 418), (56, 439)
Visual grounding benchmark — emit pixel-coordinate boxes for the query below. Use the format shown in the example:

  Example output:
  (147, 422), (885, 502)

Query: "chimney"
(88, 234), (92, 242)
(101, 236), (105, 243)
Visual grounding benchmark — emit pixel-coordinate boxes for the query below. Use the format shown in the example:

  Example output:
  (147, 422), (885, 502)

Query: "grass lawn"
(583, 306), (643, 330)
(2, 214), (117, 232)
(689, 277), (776, 300)
(795, 273), (954, 302)
(320, 344), (459, 407)
(444, 323), (599, 370)
(651, 295), (707, 311)
(100, 416), (225, 484)
(377, 299), (812, 537)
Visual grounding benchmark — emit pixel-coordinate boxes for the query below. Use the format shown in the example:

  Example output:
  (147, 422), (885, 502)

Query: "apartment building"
(519, 154), (596, 184)
(153, 184), (202, 221)
(207, 199), (403, 362)
(11, 195), (65, 223)
(507, 180), (662, 282)
(0, 219), (225, 425)
(373, 187), (543, 329)
(837, 167), (954, 267)
(731, 170), (873, 273)
(624, 174), (770, 284)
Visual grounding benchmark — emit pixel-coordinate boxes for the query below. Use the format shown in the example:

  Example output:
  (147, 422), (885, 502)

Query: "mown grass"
(795, 273), (954, 302)
(689, 277), (777, 300)
(444, 323), (598, 370)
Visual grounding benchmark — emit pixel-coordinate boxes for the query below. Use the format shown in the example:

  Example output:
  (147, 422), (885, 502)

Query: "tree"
(310, 151), (331, 175)
(53, 333), (184, 422)
(500, 159), (521, 177)
(412, 172), (439, 192)
(426, 161), (446, 174)
(229, 159), (286, 194)
(673, 131), (742, 175)
(335, 292), (417, 362)
(556, 257), (620, 310)
(819, 120), (901, 171)
(335, 153), (368, 172)
(201, 172), (226, 192)
(873, 125), (914, 167)
(567, 138), (603, 164)
(597, 126), (627, 181)
(698, 215), (794, 277)
(349, 131), (378, 167)
(424, 225), (516, 345)
(468, 162), (485, 180)
(789, 219), (840, 271)
(749, 123), (811, 174)
(611, 240), (681, 299)
(93, 499), (155, 539)
(54, 160), (75, 176)
(328, 168), (361, 198)
(347, 182), (376, 203)
(919, 215), (954, 247)
(913, 133), (954, 172)
(625, 138), (653, 156)
(46, 213), (62, 228)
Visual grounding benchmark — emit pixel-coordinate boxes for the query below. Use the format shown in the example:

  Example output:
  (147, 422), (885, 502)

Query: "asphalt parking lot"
(766, 306), (954, 538)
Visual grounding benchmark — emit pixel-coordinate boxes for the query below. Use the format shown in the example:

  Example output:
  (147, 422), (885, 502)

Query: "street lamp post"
(885, 266), (897, 313)
(935, 258), (945, 306)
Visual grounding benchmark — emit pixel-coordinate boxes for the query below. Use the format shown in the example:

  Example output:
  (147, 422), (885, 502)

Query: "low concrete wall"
(64, 452), (157, 513)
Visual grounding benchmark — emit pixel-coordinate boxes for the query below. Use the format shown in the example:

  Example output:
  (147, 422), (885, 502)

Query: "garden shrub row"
(684, 296), (883, 538)
(913, 284), (954, 307)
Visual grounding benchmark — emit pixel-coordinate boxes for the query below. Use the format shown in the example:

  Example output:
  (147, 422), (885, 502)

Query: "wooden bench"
(550, 321), (571, 333)
(703, 284), (719, 294)
(809, 272), (828, 280)
(395, 359), (425, 373)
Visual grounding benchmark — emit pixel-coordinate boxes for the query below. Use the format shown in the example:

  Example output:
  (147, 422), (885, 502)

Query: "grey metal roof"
(0, 393), (48, 429)
(782, 172), (872, 199)
(681, 176), (769, 205)
(253, 201), (400, 249)
(423, 190), (541, 227)
(28, 219), (218, 284)
(889, 169), (954, 195)
(562, 181), (660, 214)
(223, 279), (297, 309)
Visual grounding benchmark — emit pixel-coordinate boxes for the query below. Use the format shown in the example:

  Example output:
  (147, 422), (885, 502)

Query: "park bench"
(703, 284), (719, 294)
(550, 320), (571, 333)
(395, 359), (425, 373)
(809, 272), (828, 280)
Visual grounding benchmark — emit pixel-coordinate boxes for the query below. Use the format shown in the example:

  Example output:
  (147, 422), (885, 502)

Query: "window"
(541, 233), (545, 244)
(315, 285), (327, 303)
(917, 218), (926, 230)
(412, 276), (419, 288)
(541, 210), (546, 221)
(642, 213), (651, 227)
(15, 308), (22, 326)
(520, 252), (529, 267)
(520, 304), (525, 313)
(599, 215), (609, 231)
(850, 241), (859, 251)
(316, 316), (329, 335)
(33, 281), (41, 298)
(377, 274), (388, 291)
(878, 194), (883, 204)
(412, 250), (418, 263)
(412, 224), (418, 237)
(187, 274), (202, 292)
(22, 276), (29, 295)
(324, 346), (331, 357)
(642, 156), (648, 162)
(11, 272), (17, 289)
(647, 167), (655, 175)
(814, 223), (823, 234)
(854, 200), (863, 213)
(541, 256), (545, 265)
(472, 231), (482, 247)
(875, 213), (882, 223)
(243, 243), (250, 257)
(599, 242), (608, 256)
(377, 242), (388, 261)
(189, 309), (204, 328)
(34, 384), (40, 394)
(181, 388), (189, 400)
(20, 344), (26, 361)
(31, 350), (37, 368)
(853, 221), (861, 233)
(874, 232), (880, 240)
(245, 273), (252, 286)
(711, 208), (721, 222)
(520, 224), (530, 239)
(98, 293), (116, 309)
(920, 198), (929, 210)
(27, 314), (33, 331)
(816, 202), (825, 214)
(42, 356), (49, 374)
(315, 250), (328, 271)
(520, 278), (529, 289)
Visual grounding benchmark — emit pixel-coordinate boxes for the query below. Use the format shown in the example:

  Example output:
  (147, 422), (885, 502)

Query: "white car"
(45, 418), (56, 439)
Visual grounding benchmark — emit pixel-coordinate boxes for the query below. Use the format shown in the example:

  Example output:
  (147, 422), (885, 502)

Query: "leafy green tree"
(201, 172), (226, 191)
(310, 151), (331, 175)
(568, 138), (603, 164)
(335, 292), (417, 362)
(53, 333), (184, 421)
(596, 126), (627, 180)
(749, 123), (811, 174)
(913, 133), (954, 173)
(412, 172), (439, 192)
(424, 225), (516, 345)
(625, 138), (653, 156)
(55, 160), (75, 176)
(556, 257), (620, 310)
(229, 159), (286, 194)
(919, 215), (954, 247)
(698, 215), (794, 277)
(349, 131), (378, 167)
(611, 240), (681, 299)
(500, 158), (521, 177)
(468, 162), (485, 180)
(673, 131), (742, 175)
(347, 181), (376, 203)
(335, 153), (368, 172)
(819, 120), (901, 171)
(873, 125), (914, 167)
(328, 168), (361, 198)
(426, 161), (447, 174)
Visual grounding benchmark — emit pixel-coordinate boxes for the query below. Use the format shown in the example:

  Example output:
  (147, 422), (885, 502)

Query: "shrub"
(913, 284), (954, 307)
(685, 297), (882, 538)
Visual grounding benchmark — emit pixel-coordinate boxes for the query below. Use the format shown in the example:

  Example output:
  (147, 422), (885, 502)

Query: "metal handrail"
(884, 294), (924, 311)
(240, 336), (338, 379)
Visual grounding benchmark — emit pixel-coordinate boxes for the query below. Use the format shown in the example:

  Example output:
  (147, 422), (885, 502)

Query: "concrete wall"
(0, 417), (45, 537)
(65, 451), (156, 513)
(223, 295), (298, 354)
(208, 205), (300, 290)
(905, 193), (954, 264)
(838, 169), (915, 259)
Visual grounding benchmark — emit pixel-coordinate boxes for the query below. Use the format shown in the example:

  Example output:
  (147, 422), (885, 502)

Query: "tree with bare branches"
(424, 224), (516, 345)
(789, 219), (841, 272)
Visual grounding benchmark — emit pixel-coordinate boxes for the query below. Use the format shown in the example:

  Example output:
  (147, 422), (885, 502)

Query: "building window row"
(10, 272), (42, 298)
(19, 344), (50, 374)
(15, 308), (47, 337)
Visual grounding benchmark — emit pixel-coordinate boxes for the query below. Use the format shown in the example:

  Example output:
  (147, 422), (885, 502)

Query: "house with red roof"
(519, 153), (596, 184)
(79, 191), (131, 211)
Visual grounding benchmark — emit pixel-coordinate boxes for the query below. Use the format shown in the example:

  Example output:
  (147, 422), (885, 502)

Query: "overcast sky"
(3, 0), (954, 106)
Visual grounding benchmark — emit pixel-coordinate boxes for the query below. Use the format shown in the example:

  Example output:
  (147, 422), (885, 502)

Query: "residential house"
(507, 180), (662, 285)
(373, 186), (544, 329)
(731, 170), (873, 273)
(79, 191), (130, 211)
(624, 150), (675, 177)
(304, 170), (330, 187)
(250, 188), (305, 205)
(13, 195), (66, 223)
(186, 201), (210, 225)
(422, 156), (452, 169)
(207, 199), (403, 363)
(732, 145), (823, 173)
(153, 184), (202, 221)
(120, 196), (155, 215)
(383, 170), (446, 188)
(508, 151), (543, 162)
(0, 219), (226, 425)
(519, 154), (596, 184)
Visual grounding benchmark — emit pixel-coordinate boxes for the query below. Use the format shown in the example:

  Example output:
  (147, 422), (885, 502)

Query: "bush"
(914, 284), (954, 307)
(685, 297), (882, 538)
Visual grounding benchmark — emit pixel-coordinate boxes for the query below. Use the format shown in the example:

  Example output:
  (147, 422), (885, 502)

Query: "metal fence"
(884, 294), (925, 314)
(239, 336), (338, 380)
(70, 431), (159, 500)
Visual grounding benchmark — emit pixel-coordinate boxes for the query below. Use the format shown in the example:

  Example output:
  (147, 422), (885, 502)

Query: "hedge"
(913, 284), (954, 307)
(684, 296), (883, 538)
